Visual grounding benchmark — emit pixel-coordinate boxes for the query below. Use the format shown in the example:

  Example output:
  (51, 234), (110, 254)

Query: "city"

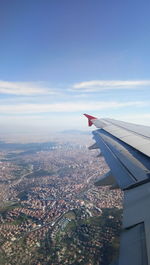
(0, 134), (123, 265)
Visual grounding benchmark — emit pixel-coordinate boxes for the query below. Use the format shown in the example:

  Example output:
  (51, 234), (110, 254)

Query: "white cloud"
(0, 80), (57, 95)
(72, 80), (150, 92)
(0, 101), (147, 114)
(1, 79), (150, 96)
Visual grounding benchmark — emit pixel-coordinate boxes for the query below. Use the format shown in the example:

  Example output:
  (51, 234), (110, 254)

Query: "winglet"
(84, 114), (97, 127)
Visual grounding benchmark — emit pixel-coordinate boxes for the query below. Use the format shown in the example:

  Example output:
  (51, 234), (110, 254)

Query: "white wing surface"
(84, 114), (150, 265)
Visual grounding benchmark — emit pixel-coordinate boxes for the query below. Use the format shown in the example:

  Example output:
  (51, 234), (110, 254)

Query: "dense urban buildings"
(0, 134), (123, 265)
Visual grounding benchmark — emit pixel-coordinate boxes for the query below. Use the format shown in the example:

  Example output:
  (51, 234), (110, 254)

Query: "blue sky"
(0, 0), (150, 135)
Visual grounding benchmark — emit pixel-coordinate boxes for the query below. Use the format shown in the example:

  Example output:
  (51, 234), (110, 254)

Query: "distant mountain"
(0, 141), (56, 151)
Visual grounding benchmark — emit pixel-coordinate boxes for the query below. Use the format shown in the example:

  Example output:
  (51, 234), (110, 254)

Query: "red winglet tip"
(84, 114), (97, 119)
(83, 114), (97, 127)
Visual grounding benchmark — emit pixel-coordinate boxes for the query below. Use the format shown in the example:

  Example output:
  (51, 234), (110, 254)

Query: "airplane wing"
(84, 114), (150, 265)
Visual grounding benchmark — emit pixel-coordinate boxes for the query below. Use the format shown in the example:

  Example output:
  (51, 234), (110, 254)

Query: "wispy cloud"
(1, 79), (150, 96)
(0, 80), (57, 95)
(72, 80), (150, 92)
(0, 101), (147, 114)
